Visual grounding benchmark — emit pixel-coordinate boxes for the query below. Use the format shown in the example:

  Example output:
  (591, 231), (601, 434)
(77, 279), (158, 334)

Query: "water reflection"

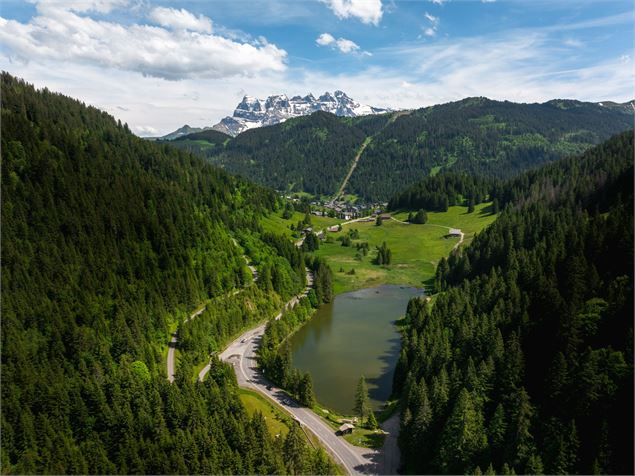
(289, 285), (423, 414)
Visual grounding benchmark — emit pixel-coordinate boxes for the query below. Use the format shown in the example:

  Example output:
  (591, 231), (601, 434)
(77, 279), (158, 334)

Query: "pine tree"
(366, 411), (379, 430)
(354, 376), (371, 420)
(283, 424), (307, 474)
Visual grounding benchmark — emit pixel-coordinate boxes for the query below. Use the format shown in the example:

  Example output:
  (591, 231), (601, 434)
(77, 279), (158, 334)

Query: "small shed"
(448, 228), (462, 236)
(328, 225), (340, 232)
(338, 423), (355, 434)
(380, 213), (392, 220)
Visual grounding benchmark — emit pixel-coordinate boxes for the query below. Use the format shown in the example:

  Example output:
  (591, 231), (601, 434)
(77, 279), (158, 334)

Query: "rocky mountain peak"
(211, 91), (389, 136)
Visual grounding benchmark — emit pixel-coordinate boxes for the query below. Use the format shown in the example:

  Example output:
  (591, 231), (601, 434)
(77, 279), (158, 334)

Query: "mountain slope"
(0, 73), (334, 474)
(206, 111), (391, 195)
(177, 97), (633, 201)
(395, 131), (634, 475)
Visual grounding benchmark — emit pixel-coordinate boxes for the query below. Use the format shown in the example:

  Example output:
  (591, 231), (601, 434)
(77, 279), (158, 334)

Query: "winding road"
(167, 245), (258, 382)
(198, 268), (400, 475)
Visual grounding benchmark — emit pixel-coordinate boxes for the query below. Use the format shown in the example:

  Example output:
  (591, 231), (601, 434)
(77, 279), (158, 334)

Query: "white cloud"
(424, 12), (438, 24)
(316, 33), (361, 54)
(0, 2), (286, 80)
(320, 0), (383, 25)
(563, 38), (584, 48)
(1, 8), (631, 137)
(429, 0), (448, 5)
(149, 7), (213, 34)
(316, 32), (336, 46)
(423, 11), (439, 36)
(335, 38), (360, 53)
(34, 0), (131, 14)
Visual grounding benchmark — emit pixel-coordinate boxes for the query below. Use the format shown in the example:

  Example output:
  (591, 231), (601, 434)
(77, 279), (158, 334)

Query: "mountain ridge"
(169, 96), (633, 201)
(157, 90), (390, 139)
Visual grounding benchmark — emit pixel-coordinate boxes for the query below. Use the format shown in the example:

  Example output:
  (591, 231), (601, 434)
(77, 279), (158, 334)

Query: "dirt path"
(332, 137), (372, 203)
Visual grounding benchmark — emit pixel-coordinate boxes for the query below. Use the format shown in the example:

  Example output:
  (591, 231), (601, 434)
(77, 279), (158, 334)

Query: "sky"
(1, 0), (633, 136)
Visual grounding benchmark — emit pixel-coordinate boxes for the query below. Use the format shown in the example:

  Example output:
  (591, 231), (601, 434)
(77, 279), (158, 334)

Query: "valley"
(2, 71), (633, 476)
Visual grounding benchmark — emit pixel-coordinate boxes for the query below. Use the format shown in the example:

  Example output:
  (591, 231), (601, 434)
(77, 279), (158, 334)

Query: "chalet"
(338, 423), (354, 435)
(448, 228), (462, 236)
(303, 227), (313, 234)
(380, 213), (391, 221)
(328, 225), (340, 232)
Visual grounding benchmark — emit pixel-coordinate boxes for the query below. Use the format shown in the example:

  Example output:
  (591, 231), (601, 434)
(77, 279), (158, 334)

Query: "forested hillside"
(187, 111), (391, 195)
(1, 73), (335, 474)
(170, 98), (632, 201)
(394, 132), (634, 475)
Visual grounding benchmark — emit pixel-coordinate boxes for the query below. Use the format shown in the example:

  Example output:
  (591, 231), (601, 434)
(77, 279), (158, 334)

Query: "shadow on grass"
(344, 429), (386, 450)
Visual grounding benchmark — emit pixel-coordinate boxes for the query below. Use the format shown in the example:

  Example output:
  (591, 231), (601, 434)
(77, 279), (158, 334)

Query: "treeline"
(258, 298), (318, 406)
(209, 111), (389, 195)
(349, 97), (633, 200)
(171, 97), (631, 201)
(258, 257), (334, 404)
(177, 286), (282, 374)
(394, 132), (634, 474)
(388, 172), (498, 212)
(1, 73), (331, 473)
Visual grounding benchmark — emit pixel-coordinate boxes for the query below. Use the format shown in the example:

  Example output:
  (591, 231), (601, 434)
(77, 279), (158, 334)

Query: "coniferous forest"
(1, 73), (336, 474)
(169, 97), (633, 201)
(394, 132), (634, 475)
(1, 70), (633, 476)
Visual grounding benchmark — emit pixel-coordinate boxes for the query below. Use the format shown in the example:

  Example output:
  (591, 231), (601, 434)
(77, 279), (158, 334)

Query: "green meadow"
(317, 203), (497, 294)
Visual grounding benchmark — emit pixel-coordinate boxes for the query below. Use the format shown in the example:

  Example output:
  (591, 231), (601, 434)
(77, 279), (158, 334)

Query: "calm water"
(289, 285), (423, 414)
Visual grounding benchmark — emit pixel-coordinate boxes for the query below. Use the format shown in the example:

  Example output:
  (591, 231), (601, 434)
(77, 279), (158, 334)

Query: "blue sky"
(1, 0), (633, 135)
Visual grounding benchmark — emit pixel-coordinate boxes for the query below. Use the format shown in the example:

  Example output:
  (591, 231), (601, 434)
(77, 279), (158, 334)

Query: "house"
(380, 213), (391, 220)
(448, 228), (462, 236)
(338, 423), (354, 435)
(328, 225), (340, 232)
(303, 227), (313, 234)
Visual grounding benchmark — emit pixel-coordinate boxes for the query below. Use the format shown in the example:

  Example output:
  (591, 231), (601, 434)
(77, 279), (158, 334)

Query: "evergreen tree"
(354, 376), (371, 421)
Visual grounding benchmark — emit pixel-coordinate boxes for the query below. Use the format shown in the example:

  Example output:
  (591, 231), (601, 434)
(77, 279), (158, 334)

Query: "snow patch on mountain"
(212, 90), (390, 136)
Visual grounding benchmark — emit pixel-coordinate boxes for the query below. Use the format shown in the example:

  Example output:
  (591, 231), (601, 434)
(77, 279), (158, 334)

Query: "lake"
(289, 285), (423, 414)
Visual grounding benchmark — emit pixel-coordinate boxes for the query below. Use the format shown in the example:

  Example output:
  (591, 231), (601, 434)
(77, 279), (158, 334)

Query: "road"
(167, 244), (258, 382)
(198, 269), (397, 474)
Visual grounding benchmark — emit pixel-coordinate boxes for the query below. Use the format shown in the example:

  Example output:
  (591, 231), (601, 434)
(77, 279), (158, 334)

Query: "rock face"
(212, 90), (389, 136)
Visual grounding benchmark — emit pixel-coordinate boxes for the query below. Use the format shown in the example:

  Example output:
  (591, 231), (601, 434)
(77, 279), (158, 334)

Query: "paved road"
(198, 270), (395, 474)
(167, 243), (258, 382)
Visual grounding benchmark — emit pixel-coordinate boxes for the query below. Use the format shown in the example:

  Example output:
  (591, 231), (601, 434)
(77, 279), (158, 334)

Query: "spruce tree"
(354, 376), (371, 421)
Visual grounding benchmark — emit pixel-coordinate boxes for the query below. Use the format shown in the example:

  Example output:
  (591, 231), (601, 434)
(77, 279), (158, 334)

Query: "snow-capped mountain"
(212, 90), (389, 136)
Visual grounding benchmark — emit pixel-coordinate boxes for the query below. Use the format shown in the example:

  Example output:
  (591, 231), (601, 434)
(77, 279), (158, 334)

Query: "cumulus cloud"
(316, 33), (361, 54)
(320, 0), (383, 25)
(149, 7), (213, 33)
(0, 2), (286, 80)
(429, 0), (448, 5)
(316, 33), (336, 46)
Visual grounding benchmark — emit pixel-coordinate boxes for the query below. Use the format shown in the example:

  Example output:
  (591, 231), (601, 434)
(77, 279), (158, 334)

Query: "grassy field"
(260, 210), (341, 239)
(238, 388), (292, 438)
(316, 203), (496, 294)
(312, 403), (386, 450)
